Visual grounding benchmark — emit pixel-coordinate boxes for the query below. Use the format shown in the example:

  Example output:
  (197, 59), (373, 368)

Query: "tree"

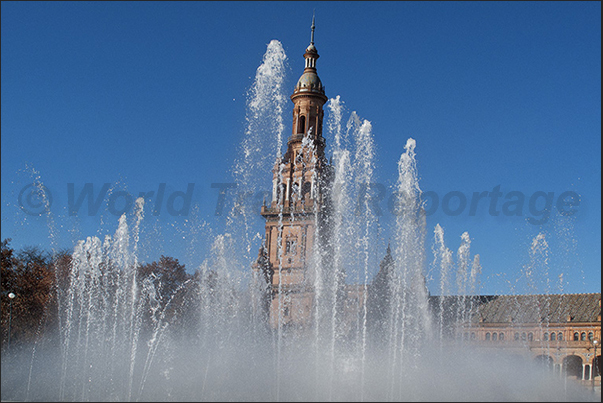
(138, 255), (189, 298)
(137, 256), (192, 336)
(366, 244), (394, 345)
(1, 240), (55, 350)
(1, 239), (18, 349)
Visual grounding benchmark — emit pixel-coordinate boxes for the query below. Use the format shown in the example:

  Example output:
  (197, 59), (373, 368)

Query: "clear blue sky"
(2, 1), (600, 295)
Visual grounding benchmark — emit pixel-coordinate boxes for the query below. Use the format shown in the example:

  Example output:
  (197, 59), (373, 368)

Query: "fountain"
(1, 35), (598, 403)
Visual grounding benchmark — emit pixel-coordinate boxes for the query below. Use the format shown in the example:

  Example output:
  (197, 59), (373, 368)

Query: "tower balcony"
(261, 200), (321, 217)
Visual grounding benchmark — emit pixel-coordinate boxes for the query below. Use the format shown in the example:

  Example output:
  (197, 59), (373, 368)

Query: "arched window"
(573, 332), (580, 341)
(499, 333), (505, 341)
(544, 332), (549, 341)
(485, 332), (491, 341)
(558, 332), (563, 341)
(581, 332), (587, 341)
(290, 182), (300, 201)
(302, 181), (312, 201)
(588, 332), (594, 341)
(521, 332), (527, 341)
(550, 332), (556, 341)
(528, 332), (534, 341)
(297, 115), (306, 134)
(285, 237), (298, 255)
(492, 333), (498, 341)
(514, 332), (520, 341)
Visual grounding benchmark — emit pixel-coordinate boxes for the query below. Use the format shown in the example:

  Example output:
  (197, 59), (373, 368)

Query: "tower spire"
(294, 13), (325, 97)
(310, 13), (315, 45)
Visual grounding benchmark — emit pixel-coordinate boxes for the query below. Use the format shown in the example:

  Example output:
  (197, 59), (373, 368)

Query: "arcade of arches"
(448, 293), (601, 389)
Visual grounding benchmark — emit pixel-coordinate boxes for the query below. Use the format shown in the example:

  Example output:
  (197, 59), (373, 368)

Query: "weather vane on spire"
(310, 12), (315, 45)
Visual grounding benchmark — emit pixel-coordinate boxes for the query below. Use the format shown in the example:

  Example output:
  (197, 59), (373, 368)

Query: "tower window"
(302, 182), (312, 201)
(298, 115), (306, 134)
(291, 183), (300, 201)
(285, 239), (297, 255)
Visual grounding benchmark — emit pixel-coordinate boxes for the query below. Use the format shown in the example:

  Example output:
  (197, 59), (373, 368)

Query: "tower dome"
(292, 15), (326, 98)
(295, 71), (323, 93)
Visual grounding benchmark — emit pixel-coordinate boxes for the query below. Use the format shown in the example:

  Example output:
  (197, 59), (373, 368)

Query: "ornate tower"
(256, 17), (330, 330)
